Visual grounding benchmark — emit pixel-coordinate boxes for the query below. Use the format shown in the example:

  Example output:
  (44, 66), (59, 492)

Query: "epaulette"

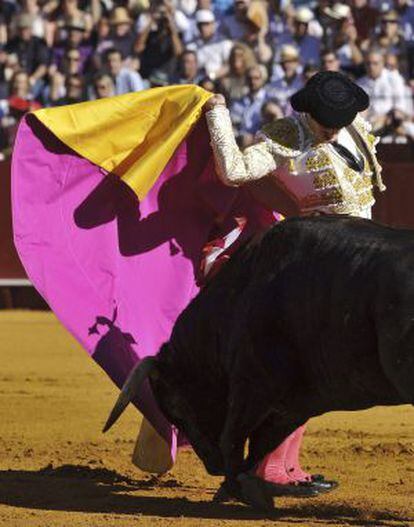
(260, 117), (303, 157)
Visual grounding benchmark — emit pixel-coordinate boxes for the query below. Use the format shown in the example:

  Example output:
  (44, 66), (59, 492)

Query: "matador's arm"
(205, 106), (284, 186)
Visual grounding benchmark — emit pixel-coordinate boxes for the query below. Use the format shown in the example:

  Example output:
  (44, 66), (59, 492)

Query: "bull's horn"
(103, 357), (156, 433)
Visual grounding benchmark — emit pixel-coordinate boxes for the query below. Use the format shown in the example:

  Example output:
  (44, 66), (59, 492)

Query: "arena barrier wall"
(0, 158), (29, 285)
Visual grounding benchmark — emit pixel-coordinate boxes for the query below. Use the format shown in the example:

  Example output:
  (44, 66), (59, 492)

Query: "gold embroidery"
(349, 114), (385, 192)
(306, 150), (331, 172)
(308, 149), (375, 214)
(262, 117), (300, 150)
(313, 169), (338, 189)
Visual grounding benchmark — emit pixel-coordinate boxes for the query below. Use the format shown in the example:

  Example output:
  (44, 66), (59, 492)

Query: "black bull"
(105, 216), (414, 508)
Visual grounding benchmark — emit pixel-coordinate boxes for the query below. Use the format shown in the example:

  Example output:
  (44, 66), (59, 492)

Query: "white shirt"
(357, 70), (395, 118)
(385, 68), (412, 115)
(187, 36), (233, 79)
(136, 11), (192, 42)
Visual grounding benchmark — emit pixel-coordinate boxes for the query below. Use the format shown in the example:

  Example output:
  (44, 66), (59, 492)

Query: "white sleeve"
(205, 106), (280, 186)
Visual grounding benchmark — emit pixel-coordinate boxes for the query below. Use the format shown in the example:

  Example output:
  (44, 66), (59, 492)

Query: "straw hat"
(195, 9), (215, 24)
(109, 7), (132, 25)
(246, 2), (268, 32)
(381, 9), (399, 22)
(16, 13), (35, 29)
(280, 44), (299, 62)
(294, 6), (314, 24)
(323, 3), (351, 20)
(63, 15), (87, 31)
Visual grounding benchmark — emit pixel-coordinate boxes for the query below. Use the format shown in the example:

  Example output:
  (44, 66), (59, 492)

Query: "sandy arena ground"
(0, 310), (413, 527)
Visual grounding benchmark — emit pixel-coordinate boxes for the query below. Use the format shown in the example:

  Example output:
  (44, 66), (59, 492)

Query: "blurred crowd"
(1, 0), (414, 156)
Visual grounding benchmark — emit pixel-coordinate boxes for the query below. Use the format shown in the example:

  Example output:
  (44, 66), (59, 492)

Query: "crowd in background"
(1, 0), (414, 156)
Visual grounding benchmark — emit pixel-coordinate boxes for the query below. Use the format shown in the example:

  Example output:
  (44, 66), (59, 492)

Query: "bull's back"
(163, 217), (414, 408)
(233, 217), (414, 406)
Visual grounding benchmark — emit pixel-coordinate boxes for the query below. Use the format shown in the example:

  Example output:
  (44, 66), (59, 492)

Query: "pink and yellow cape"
(12, 85), (279, 461)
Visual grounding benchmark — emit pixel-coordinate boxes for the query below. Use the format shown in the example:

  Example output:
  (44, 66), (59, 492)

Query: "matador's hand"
(204, 94), (226, 112)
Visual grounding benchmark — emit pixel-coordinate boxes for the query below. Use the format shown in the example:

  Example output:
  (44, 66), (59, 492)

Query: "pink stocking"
(255, 433), (294, 484)
(284, 423), (311, 482)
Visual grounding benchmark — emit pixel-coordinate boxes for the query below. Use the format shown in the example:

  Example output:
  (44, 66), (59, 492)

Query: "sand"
(0, 310), (413, 527)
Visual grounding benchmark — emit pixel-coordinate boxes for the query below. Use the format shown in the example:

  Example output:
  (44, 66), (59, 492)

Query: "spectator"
(268, 44), (303, 114)
(61, 48), (83, 75)
(148, 70), (170, 87)
(321, 49), (342, 72)
(267, 1), (291, 43)
(92, 72), (116, 98)
(0, 51), (20, 98)
(0, 0), (17, 27)
(260, 98), (284, 125)
(328, 5), (365, 77)
(322, 2), (352, 50)
(357, 49), (407, 132)
(42, 47), (85, 105)
(243, 8), (272, 66)
(49, 0), (96, 44)
(0, 53), (8, 99)
(229, 64), (268, 146)
(135, 0), (185, 78)
(12, 0), (48, 41)
(218, 0), (253, 40)
(51, 16), (94, 75)
(303, 62), (319, 81)
(364, 11), (406, 71)
(0, 70), (41, 150)
(394, 0), (414, 80)
(211, 0), (233, 18)
(385, 51), (413, 115)
(395, 0), (414, 43)
(104, 47), (144, 94)
(218, 42), (256, 101)
(172, 49), (202, 83)
(5, 13), (49, 88)
(100, 7), (137, 60)
(187, 9), (232, 80)
(50, 73), (85, 106)
(351, 0), (379, 44)
(274, 7), (321, 67)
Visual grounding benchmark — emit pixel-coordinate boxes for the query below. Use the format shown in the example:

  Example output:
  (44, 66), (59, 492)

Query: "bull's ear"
(123, 333), (136, 344)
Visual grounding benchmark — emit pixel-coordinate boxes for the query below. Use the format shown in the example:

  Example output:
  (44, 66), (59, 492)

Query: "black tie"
(331, 141), (364, 173)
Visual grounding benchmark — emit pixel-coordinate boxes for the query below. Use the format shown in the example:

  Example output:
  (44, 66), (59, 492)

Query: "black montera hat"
(290, 71), (369, 128)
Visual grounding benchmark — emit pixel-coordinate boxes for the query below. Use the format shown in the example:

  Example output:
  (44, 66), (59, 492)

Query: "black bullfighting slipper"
(262, 480), (320, 498)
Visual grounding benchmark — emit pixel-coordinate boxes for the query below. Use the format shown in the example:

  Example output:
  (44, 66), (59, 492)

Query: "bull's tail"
(103, 357), (157, 433)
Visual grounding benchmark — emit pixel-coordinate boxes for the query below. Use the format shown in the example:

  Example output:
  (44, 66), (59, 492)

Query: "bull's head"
(103, 357), (157, 432)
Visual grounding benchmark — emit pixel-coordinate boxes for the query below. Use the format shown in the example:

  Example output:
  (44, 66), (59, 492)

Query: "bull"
(103, 216), (414, 510)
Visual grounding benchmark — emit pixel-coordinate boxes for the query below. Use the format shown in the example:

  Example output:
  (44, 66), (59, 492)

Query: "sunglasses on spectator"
(67, 55), (80, 61)
(382, 19), (398, 23)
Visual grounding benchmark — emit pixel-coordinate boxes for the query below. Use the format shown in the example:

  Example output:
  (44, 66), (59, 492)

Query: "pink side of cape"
(11, 114), (276, 455)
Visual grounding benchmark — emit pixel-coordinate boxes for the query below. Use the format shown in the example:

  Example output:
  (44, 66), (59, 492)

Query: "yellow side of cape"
(33, 85), (212, 199)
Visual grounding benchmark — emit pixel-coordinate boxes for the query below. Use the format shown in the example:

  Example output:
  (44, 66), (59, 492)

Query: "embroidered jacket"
(206, 106), (385, 217)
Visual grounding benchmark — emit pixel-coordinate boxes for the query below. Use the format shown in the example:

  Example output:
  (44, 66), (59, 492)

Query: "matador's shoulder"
(260, 117), (304, 157)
